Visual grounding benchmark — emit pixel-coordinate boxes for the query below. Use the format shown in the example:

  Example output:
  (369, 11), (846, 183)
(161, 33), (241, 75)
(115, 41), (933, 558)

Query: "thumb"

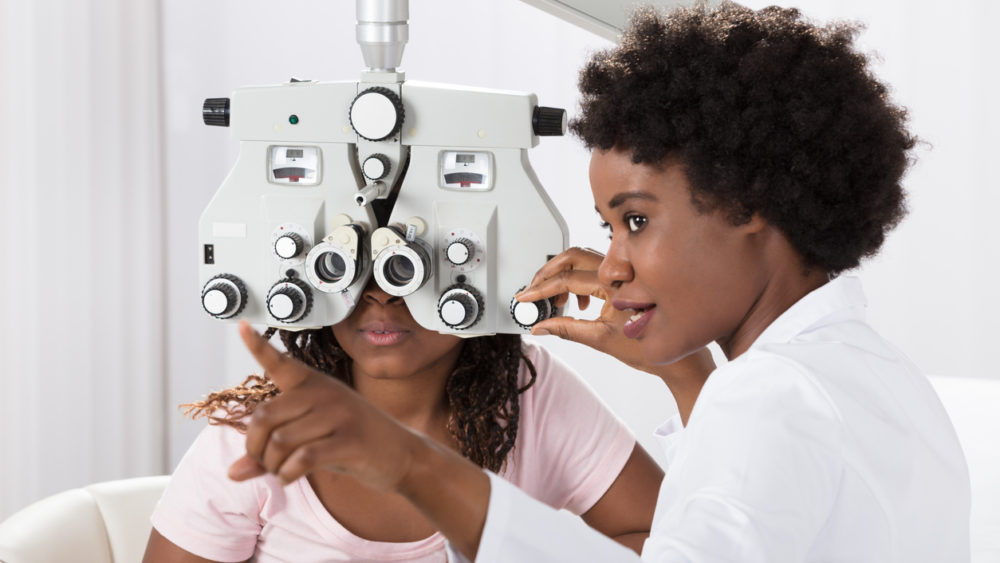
(531, 316), (614, 351)
(228, 454), (266, 482)
(238, 321), (310, 391)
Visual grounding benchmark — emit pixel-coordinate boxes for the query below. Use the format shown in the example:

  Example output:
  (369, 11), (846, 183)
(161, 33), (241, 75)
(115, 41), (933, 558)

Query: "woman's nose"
(362, 280), (403, 306)
(598, 238), (633, 290)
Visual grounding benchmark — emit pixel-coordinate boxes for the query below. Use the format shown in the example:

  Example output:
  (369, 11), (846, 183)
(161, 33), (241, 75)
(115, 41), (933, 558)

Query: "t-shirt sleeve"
(642, 354), (845, 562)
(150, 422), (263, 562)
(509, 343), (637, 515)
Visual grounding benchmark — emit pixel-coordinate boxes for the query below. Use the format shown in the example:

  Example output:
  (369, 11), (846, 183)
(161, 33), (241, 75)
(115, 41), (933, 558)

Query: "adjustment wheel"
(266, 278), (313, 323)
(349, 87), (404, 142)
(437, 284), (484, 330)
(510, 286), (555, 329)
(201, 274), (247, 319)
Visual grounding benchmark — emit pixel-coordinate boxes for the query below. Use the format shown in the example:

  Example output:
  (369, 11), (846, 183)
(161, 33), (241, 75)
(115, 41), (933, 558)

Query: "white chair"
(0, 475), (169, 563)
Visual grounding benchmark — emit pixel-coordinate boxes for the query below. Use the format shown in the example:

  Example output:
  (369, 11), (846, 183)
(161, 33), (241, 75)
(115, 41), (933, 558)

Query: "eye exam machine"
(197, 0), (709, 335)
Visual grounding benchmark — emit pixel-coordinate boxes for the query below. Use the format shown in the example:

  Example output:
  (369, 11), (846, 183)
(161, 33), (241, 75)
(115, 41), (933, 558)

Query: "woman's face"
(591, 148), (768, 365)
(332, 280), (464, 382)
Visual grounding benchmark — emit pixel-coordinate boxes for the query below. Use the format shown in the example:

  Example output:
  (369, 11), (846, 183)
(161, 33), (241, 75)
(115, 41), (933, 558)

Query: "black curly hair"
(184, 328), (536, 473)
(571, 2), (914, 274)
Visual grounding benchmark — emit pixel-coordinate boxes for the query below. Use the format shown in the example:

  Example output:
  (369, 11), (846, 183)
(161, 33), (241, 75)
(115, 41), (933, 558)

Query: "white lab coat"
(450, 276), (971, 562)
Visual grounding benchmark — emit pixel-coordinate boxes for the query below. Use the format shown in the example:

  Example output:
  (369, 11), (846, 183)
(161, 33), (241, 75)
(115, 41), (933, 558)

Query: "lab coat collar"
(749, 275), (867, 350)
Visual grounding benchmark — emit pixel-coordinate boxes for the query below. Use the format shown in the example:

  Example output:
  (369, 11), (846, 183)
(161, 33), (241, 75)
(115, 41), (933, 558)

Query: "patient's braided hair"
(183, 328), (536, 472)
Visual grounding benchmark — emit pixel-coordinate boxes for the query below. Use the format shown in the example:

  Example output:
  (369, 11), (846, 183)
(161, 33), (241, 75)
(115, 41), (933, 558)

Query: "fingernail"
(531, 327), (550, 336)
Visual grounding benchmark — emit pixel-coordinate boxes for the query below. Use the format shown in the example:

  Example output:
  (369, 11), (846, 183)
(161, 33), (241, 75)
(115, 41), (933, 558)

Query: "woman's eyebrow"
(607, 191), (658, 209)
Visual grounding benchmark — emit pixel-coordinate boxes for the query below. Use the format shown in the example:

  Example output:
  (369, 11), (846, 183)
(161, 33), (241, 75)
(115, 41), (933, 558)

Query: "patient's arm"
(581, 443), (664, 553)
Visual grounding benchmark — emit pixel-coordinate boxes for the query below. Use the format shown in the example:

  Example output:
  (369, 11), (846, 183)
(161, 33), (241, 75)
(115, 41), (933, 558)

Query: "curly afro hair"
(570, 2), (914, 274)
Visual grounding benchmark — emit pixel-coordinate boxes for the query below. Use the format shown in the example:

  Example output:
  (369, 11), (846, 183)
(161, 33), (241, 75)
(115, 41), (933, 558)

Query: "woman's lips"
(361, 330), (409, 346)
(614, 301), (656, 339)
(359, 321), (411, 346)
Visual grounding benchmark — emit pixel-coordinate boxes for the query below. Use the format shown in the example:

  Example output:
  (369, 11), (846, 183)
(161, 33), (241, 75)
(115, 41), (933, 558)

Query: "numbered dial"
(271, 224), (311, 266)
(274, 232), (304, 260)
(441, 229), (483, 273)
(445, 238), (474, 266)
(201, 274), (247, 319)
(349, 87), (404, 142)
(437, 284), (484, 330)
(510, 287), (556, 329)
(266, 278), (313, 323)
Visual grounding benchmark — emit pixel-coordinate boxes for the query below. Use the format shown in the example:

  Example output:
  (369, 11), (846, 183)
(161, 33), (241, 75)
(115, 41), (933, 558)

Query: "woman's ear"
(740, 212), (768, 235)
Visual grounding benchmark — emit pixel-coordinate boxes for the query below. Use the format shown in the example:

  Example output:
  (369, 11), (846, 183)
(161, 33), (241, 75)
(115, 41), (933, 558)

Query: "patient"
(142, 279), (671, 562)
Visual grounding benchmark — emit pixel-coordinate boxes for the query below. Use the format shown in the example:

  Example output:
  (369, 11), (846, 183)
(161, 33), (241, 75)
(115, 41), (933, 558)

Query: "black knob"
(532, 106), (566, 136)
(201, 274), (247, 319)
(203, 98), (230, 127)
(349, 87), (404, 142)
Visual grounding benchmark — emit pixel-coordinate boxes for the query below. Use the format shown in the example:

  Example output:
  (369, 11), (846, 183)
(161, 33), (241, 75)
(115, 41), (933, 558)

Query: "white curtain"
(0, 0), (166, 519)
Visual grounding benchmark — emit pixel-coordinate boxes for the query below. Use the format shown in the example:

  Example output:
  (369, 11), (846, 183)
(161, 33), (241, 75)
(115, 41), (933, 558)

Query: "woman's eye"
(626, 215), (647, 232)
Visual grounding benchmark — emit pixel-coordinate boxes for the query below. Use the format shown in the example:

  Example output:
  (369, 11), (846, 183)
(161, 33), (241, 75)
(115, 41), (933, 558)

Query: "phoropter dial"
(438, 284), (484, 330)
(510, 286), (556, 329)
(266, 278), (313, 323)
(362, 153), (391, 181)
(274, 232), (304, 260)
(349, 87), (404, 142)
(445, 238), (474, 266)
(201, 274), (248, 319)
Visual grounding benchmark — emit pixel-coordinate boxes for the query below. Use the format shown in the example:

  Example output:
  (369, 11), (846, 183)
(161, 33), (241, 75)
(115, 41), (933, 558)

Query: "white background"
(1, 0), (998, 524)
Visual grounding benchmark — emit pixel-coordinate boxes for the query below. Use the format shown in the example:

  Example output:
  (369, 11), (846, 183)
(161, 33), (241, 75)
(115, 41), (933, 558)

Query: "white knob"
(203, 287), (233, 316)
(446, 239), (473, 265)
(274, 233), (303, 259)
(512, 301), (541, 326)
(440, 298), (472, 326)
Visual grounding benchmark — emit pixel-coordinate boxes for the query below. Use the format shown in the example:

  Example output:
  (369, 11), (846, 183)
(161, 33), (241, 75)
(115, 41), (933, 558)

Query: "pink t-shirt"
(151, 342), (635, 562)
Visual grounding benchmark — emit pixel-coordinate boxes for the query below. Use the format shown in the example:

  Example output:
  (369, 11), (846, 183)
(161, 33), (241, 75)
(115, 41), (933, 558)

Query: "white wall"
(160, 0), (1000, 472)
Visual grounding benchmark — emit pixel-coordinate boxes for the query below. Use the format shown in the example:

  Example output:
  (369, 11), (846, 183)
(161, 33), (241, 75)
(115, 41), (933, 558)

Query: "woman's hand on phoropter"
(516, 247), (716, 382)
(515, 247), (652, 371)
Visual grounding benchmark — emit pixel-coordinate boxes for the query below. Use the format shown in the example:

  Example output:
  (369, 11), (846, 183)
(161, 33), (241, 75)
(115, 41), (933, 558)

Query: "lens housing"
(373, 238), (432, 296)
(305, 226), (368, 294)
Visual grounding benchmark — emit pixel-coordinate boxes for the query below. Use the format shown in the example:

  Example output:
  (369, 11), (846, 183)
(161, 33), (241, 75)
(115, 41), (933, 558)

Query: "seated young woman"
(142, 279), (681, 562)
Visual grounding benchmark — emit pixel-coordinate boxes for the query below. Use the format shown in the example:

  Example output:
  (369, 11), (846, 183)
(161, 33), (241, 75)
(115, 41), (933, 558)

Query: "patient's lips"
(359, 320), (411, 346)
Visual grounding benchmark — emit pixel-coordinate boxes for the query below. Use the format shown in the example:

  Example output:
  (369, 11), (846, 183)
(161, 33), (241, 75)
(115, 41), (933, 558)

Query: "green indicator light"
(289, 114), (299, 124)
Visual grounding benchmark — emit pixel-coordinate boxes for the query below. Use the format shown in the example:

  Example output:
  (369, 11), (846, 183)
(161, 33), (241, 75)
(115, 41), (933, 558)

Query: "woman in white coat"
(228, 3), (971, 561)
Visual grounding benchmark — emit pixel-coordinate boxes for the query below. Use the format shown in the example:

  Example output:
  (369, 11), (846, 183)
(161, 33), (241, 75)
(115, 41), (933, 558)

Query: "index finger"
(517, 268), (603, 307)
(527, 247), (605, 289)
(238, 321), (309, 391)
